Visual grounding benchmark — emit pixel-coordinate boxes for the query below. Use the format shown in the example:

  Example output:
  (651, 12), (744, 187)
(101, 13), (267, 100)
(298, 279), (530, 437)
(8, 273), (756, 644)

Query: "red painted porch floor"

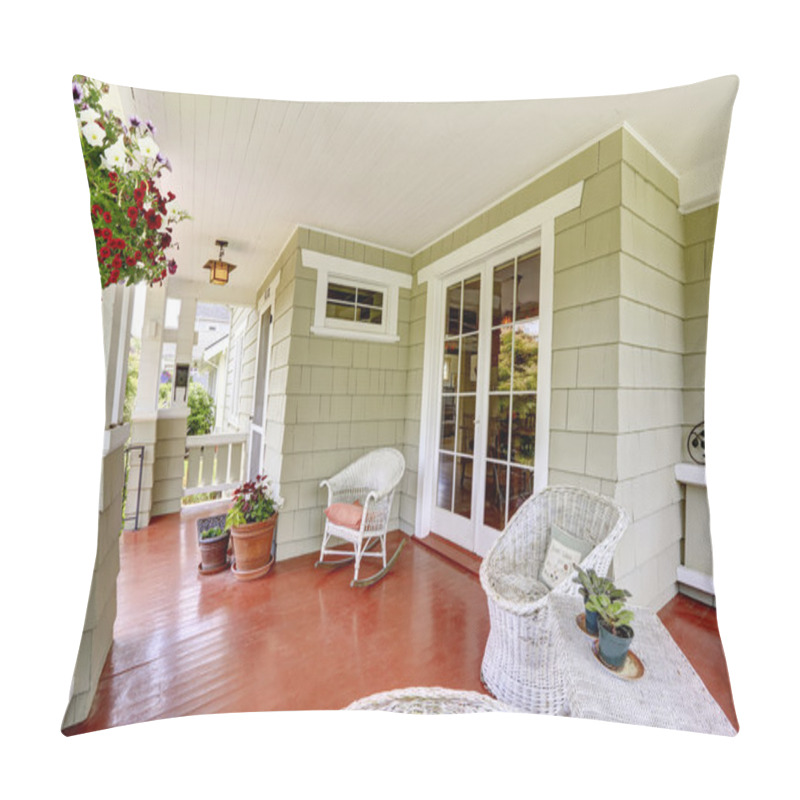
(63, 500), (737, 734)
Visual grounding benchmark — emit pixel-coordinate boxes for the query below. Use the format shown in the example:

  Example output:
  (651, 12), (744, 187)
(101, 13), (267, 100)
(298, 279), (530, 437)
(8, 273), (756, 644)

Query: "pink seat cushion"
(324, 500), (363, 529)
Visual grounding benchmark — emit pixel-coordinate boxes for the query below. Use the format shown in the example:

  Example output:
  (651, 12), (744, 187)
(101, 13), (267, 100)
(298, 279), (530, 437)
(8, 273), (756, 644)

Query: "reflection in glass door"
(436, 275), (481, 530)
(431, 249), (541, 552)
(484, 251), (540, 531)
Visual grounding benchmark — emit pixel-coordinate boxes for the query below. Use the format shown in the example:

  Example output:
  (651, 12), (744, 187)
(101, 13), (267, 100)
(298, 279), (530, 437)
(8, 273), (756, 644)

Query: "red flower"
(127, 206), (138, 219)
(103, 211), (112, 223)
(102, 228), (112, 240)
(112, 256), (122, 269)
(126, 256), (137, 266)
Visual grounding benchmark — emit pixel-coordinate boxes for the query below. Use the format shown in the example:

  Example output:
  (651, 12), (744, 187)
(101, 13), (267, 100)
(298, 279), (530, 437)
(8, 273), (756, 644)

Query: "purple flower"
(167, 259), (177, 275)
(156, 153), (173, 172)
(129, 115), (142, 129)
(72, 81), (83, 104)
(146, 119), (156, 135)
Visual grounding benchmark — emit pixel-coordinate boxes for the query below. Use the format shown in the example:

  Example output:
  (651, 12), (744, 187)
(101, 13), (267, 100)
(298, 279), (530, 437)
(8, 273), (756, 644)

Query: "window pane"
(489, 326), (512, 391)
(512, 321), (539, 391)
(460, 333), (479, 393)
(440, 395), (456, 451)
(510, 394), (536, 466)
(462, 277), (481, 334)
(508, 466), (534, 521)
(356, 288), (383, 308)
(453, 457), (473, 518)
(437, 453), (454, 511)
(326, 302), (356, 321)
(487, 395), (510, 460)
(446, 283), (461, 336)
(357, 305), (383, 324)
(457, 394), (476, 455)
(484, 463), (507, 530)
(492, 261), (515, 326)
(442, 339), (459, 393)
(516, 251), (540, 320)
(328, 283), (356, 304)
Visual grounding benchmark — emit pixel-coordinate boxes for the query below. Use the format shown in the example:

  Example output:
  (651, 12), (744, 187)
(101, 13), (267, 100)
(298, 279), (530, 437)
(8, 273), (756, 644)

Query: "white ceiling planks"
(113, 76), (737, 299)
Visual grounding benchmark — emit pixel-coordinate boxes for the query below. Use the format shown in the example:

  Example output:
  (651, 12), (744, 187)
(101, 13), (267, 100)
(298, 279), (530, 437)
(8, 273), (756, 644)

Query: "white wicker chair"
(479, 485), (629, 714)
(317, 448), (405, 585)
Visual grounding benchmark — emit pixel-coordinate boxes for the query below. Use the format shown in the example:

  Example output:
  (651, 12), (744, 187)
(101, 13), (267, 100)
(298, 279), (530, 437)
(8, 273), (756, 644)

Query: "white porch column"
(135, 285), (168, 416)
(125, 285), (168, 529)
(171, 296), (197, 411)
(63, 283), (134, 730)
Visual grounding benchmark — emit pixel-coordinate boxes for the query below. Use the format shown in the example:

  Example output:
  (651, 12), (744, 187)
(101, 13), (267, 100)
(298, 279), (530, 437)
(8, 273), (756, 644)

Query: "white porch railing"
(184, 432), (248, 496)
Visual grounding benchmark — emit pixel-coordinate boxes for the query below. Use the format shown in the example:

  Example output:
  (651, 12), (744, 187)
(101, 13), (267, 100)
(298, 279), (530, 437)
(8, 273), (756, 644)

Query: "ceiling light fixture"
(203, 239), (237, 285)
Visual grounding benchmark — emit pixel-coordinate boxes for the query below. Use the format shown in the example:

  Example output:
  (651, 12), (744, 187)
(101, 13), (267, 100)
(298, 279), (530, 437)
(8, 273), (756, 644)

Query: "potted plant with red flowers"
(225, 474), (283, 581)
(72, 74), (189, 287)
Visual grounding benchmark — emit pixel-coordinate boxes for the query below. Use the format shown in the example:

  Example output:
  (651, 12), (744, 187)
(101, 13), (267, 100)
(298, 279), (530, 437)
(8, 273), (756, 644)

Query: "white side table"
(548, 594), (736, 736)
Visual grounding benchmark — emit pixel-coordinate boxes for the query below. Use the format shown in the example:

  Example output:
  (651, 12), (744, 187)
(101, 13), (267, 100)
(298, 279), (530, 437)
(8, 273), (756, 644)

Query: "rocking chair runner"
(316, 448), (406, 586)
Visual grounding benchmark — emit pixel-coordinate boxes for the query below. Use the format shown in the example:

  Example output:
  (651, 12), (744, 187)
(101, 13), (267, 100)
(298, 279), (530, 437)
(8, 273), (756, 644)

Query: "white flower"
(136, 135), (159, 160)
(81, 121), (106, 146)
(79, 107), (101, 125)
(101, 141), (129, 172)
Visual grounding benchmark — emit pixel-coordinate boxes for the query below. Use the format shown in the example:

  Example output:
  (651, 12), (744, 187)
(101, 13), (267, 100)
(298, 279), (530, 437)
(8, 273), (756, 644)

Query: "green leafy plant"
(573, 567), (632, 603)
(199, 526), (225, 541)
(187, 382), (216, 436)
(585, 593), (635, 636)
(226, 474), (283, 529)
(73, 75), (189, 287)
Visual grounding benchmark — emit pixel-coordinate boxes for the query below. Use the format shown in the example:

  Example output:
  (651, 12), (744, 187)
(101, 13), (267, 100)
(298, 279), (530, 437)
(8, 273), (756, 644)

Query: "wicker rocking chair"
(479, 485), (629, 714)
(316, 448), (406, 586)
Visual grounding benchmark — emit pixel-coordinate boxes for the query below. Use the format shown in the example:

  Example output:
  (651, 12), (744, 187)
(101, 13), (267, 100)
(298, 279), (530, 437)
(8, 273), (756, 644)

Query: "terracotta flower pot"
(230, 515), (277, 577)
(199, 530), (230, 572)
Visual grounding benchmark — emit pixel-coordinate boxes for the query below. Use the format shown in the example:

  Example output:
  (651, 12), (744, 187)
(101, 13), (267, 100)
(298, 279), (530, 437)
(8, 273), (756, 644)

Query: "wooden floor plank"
(64, 500), (737, 734)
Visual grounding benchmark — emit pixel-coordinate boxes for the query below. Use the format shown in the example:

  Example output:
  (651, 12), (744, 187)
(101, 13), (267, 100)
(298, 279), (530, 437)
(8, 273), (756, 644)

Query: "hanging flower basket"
(72, 75), (190, 288)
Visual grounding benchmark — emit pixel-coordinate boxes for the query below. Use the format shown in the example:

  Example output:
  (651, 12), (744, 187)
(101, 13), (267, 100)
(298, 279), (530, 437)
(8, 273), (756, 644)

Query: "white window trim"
(301, 249), (412, 343)
(414, 181), (584, 543)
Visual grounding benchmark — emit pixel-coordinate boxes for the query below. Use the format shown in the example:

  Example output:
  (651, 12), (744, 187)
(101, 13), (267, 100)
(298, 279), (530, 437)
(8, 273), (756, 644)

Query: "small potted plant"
(197, 514), (230, 574)
(585, 592), (635, 669)
(226, 474), (283, 581)
(573, 567), (631, 635)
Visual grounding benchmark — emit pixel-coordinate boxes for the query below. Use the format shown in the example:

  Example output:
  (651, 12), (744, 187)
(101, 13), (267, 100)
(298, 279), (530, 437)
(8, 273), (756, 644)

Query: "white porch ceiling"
(118, 75), (737, 301)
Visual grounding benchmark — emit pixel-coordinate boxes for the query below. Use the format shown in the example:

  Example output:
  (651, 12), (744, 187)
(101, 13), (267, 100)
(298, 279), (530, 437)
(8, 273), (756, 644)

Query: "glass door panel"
(435, 275), (480, 524)
(483, 250), (541, 532)
(431, 246), (541, 554)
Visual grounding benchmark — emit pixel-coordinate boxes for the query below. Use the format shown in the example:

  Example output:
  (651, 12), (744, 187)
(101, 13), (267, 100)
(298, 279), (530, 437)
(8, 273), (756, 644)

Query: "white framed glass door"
(430, 248), (542, 554)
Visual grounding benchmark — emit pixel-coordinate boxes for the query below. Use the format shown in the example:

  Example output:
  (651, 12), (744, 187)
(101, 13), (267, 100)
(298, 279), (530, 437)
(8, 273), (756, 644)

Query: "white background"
(3, 2), (796, 797)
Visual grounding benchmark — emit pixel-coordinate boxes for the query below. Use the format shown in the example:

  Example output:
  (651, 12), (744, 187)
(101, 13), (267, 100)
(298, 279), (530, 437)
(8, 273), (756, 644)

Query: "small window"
(302, 249), (412, 343)
(326, 282), (384, 325)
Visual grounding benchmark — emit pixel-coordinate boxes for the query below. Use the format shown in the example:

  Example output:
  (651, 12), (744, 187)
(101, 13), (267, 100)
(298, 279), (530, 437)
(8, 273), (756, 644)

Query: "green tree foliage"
(495, 328), (538, 390)
(123, 336), (141, 423)
(187, 381), (216, 436)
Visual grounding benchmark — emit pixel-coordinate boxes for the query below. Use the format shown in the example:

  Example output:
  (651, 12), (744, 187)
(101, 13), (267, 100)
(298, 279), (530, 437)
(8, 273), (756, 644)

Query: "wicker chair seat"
(479, 485), (629, 714)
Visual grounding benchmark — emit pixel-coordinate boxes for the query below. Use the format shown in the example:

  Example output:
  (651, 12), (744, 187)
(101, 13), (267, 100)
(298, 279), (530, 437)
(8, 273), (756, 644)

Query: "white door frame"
(415, 182), (583, 555)
(247, 271), (281, 479)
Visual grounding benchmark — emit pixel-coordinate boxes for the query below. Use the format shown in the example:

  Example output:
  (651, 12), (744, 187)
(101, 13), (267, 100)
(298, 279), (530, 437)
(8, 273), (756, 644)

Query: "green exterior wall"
(222, 126), (718, 609)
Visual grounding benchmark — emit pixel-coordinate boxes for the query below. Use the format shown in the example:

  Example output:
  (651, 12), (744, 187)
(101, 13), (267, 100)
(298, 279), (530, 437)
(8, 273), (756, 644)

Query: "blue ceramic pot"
(598, 623), (633, 669)
(584, 607), (599, 636)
